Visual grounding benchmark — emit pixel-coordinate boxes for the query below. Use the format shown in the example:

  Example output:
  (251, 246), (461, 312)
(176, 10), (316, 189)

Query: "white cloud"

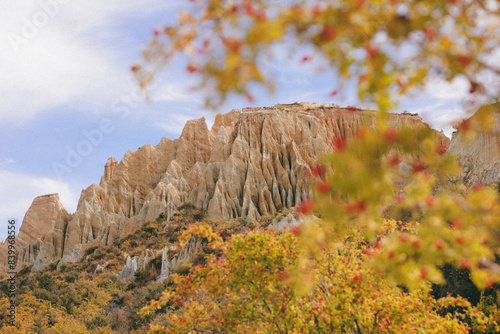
(155, 112), (203, 136)
(0, 159), (16, 167)
(400, 77), (472, 136)
(418, 104), (466, 136)
(0, 0), (183, 125)
(153, 82), (201, 104)
(422, 77), (470, 101)
(0, 169), (80, 240)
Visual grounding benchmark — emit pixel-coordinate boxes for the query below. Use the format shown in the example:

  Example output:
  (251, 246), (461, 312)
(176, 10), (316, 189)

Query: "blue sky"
(0, 0), (472, 240)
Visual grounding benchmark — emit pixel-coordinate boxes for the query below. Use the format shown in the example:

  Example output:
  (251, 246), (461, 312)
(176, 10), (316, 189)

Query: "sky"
(0, 0), (475, 241)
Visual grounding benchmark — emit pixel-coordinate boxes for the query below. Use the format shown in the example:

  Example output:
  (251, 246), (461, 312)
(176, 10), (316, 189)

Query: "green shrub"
(178, 202), (196, 211)
(193, 211), (205, 221)
(84, 245), (99, 256)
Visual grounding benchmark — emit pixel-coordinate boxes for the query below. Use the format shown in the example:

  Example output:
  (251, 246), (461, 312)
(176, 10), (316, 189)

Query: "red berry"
(351, 274), (363, 283)
(460, 259), (471, 269)
(354, 0), (365, 8)
(387, 250), (396, 258)
(320, 26), (337, 41)
(396, 195), (406, 203)
(412, 239), (422, 248)
(343, 203), (355, 213)
(186, 64), (200, 73)
(436, 144), (448, 156)
(411, 161), (426, 173)
(332, 136), (347, 152)
(344, 200), (367, 214)
(435, 239), (445, 249)
(472, 182), (484, 191)
(297, 199), (314, 215)
(425, 196), (435, 207)
(246, 93), (255, 104)
(456, 235), (466, 244)
(244, 3), (255, 16)
(457, 119), (470, 131)
(357, 200), (367, 211)
(277, 271), (290, 281)
(451, 218), (462, 229)
(365, 45), (379, 58)
(420, 265), (429, 279)
(230, 4), (239, 13)
(388, 154), (400, 167)
(364, 248), (378, 257)
(310, 163), (326, 178)
(131, 65), (141, 72)
(384, 128), (399, 143)
(423, 26), (437, 41)
(457, 54), (472, 67)
(400, 233), (410, 242)
(317, 181), (331, 194)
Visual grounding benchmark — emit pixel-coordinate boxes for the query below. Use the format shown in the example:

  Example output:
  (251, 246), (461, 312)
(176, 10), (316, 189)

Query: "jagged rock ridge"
(447, 102), (500, 186)
(0, 194), (71, 273)
(0, 103), (450, 274)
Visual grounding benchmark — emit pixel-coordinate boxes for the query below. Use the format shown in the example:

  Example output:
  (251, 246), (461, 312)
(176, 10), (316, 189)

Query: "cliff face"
(447, 102), (500, 186)
(0, 103), (449, 274)
(0, 194), (72, 272)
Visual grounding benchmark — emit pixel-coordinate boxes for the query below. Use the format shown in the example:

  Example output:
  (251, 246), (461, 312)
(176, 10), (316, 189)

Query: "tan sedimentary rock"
(118, 249), (158, 281)
(157, 238), (203, 283)
(447, 102), (500, 186)
(0, 103), (450, 274)
(0, 193), (72, 273)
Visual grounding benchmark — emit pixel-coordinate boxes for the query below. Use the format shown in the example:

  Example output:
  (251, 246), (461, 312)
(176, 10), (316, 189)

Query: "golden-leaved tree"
(135, 0), (500, 332)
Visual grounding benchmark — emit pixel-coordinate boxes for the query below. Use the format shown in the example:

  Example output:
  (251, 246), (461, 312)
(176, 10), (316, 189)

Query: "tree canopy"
(134, 1), (500, 333)
(133, 0), (500, 111)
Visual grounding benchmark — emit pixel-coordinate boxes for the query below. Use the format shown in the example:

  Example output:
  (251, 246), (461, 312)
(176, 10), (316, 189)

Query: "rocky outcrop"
(0, 103), (450, 274)
(268, 213), (303, 231)
(101, 157), (118, 184)
(118, 249), (157, 281)
(447, 102), (500, 186)
(0, 193), (72, 273)
(56, 244), (84, 270)
(158, 238), (202, 283)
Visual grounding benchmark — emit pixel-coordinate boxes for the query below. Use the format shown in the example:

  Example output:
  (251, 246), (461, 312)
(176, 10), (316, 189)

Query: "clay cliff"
(0, 194), (72, 272)
(0, 103), (450, 274)
(447, 102), (500, 186)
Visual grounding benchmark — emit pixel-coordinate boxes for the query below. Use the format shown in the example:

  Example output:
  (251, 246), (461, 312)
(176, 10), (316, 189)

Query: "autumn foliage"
(3, 0), (500, 333)
(139, 108), (500, 333)
(131, 0), (500, 332)
(140, 228), (472, 333)
(134, 0), (500, 111)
